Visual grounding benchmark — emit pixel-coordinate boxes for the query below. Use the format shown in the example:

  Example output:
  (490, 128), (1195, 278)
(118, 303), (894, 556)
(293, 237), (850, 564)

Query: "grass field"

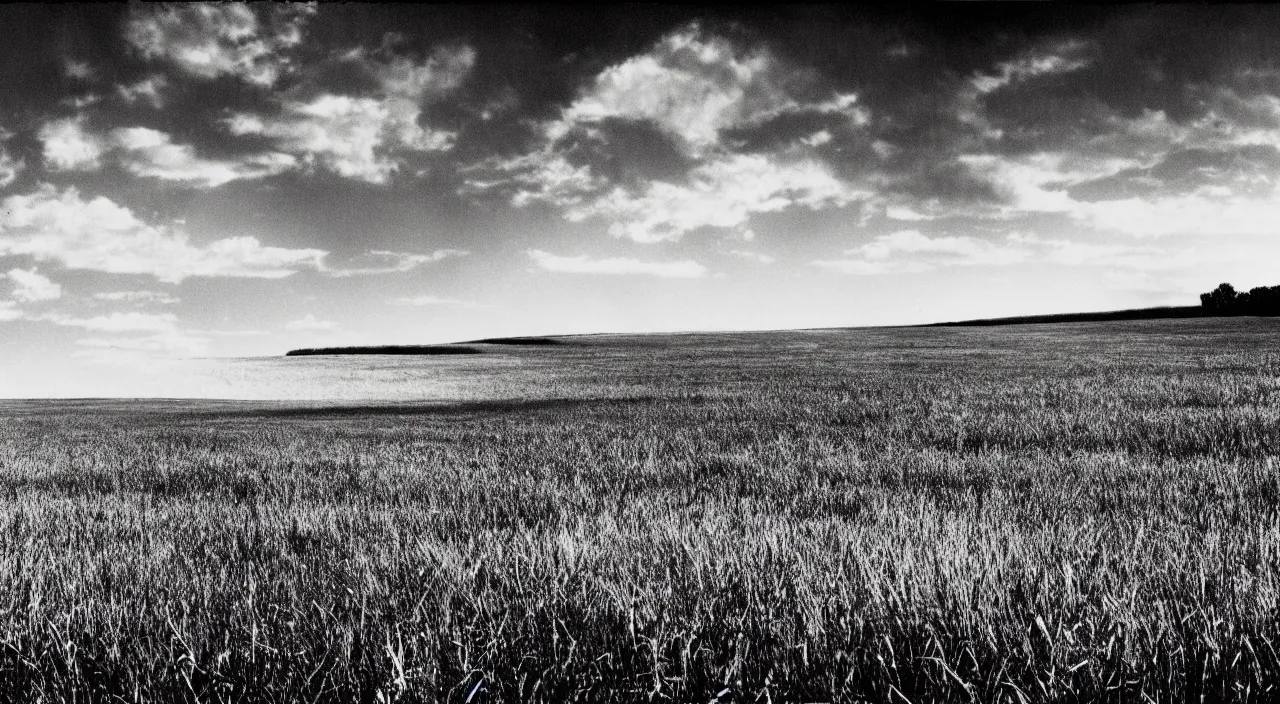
(2, 318), (1280, 702)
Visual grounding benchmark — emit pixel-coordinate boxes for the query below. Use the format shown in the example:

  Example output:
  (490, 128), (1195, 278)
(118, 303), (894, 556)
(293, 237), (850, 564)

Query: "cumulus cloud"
(466, 23), (869, 242)
(5, 268), (61, 302)
(550, 25), (799, 151)
(124, 3), (315, 87)
(0, 301), (20, 322)
(113, 127), (297, 187)
(94, 290), (181, 304)
(323, 249), (467, 277)
(528, 249), (707, 278)
(39, 117), (106, 172)
(0, 185), (328, 283)
(225, 45), (476, 183)
(284, 314), (337, 331)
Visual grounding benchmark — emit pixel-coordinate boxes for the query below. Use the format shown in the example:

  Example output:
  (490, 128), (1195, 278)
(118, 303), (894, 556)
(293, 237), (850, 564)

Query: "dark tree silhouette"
(1199, 282), (1280, 315)
(1200, 283), (1238, 312)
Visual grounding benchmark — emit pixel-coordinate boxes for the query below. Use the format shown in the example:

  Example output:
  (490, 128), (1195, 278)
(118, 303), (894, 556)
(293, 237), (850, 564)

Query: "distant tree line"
(1200, 283), (1280, 315)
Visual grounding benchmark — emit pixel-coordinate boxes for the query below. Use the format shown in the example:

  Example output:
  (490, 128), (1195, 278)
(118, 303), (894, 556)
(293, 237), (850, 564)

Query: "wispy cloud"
(970, 39), (1091, 94)
(93, 290), (181, 305)
(728, 250), (776, 264)
(388, 295), (482, 307)
(814, 230), (1166, 276)
(116, 75), (169, 108)
(284, 314), (338, 331)
(113, 127), (297, 187)
(324, 249), (467, 277)
(71, 331), (210, 361)
(813, 230), (1031, 275)
(529, 249), (707, 278)
(0, 128), (22, 187)
(46, 311), (179, 332)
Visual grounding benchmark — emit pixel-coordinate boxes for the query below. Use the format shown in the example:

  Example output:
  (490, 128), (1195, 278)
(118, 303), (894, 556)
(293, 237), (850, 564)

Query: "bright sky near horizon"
(2, 4), (1279, 397)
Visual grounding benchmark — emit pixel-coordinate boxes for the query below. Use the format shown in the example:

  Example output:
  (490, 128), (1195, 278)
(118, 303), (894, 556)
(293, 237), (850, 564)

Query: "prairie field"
(2, 318), (1280, 702)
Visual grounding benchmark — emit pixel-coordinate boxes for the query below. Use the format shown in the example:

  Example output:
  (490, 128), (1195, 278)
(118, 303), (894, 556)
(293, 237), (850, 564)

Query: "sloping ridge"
(284, 335), (568, 356)
(925, 306), (1206, 327)
(285, 345), (482, 356)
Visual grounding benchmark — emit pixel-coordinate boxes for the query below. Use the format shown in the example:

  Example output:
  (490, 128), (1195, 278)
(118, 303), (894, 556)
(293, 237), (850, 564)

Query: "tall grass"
(1, 318), (1278, 701)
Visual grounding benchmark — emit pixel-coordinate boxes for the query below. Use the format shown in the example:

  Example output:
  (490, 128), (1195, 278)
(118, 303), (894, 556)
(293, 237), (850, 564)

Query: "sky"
(2, 4), (1280, 397)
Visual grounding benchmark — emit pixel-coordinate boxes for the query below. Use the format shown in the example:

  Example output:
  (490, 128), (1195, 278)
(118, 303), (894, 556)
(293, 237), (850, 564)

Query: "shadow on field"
(175, 395), (661, 421)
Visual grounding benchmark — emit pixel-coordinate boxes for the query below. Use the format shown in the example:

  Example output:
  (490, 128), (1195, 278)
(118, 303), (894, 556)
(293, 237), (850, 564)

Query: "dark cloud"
(720, 110), (856, 153)
(1068, 144), (1280, 202)
(557, 118), (695, 189)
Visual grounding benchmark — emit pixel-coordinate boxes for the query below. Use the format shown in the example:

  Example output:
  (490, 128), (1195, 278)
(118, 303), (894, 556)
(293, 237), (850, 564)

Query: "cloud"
(93, 290), (181, 304)
(528, 249), (707, 278)
(5, 268), (61, 302)
(0, 129), (22, 188)
(884, 205), (937, 221)
(571, 154), (863, 242)
(116, 76), (169, 108)
(549, 24), (800, 151)
(388, 295), (480, 307)
(124, 3), (315, 87)
(0, 301), (20, 322)
(485, 150), (862, 243)
(225, 45), (476, 183)
(971, 40), (1091, 94)
(728, 250), (775, 264)
(952, 39), (1094, 142)
(1078, 188), (1280, 238)
(72, 331), (210, 361)
(323, 249), (467, 277)
(814, 229), (1167, 276)
(47, 311), (178, 333)
(1007, 234), (1161, 267)
(39, 117), (106, 172)
(64, 59), (94, 81)
(0, 151), (21, 189)
(113, 127), (297, 187)
(953, 146), (1280, 238)
(466, 23), (868, 242)
(35, 121), (298, 188)
(814, 230), (1032, 275)
(0, 185), (328, 283)
(285, 314), (337, 331)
